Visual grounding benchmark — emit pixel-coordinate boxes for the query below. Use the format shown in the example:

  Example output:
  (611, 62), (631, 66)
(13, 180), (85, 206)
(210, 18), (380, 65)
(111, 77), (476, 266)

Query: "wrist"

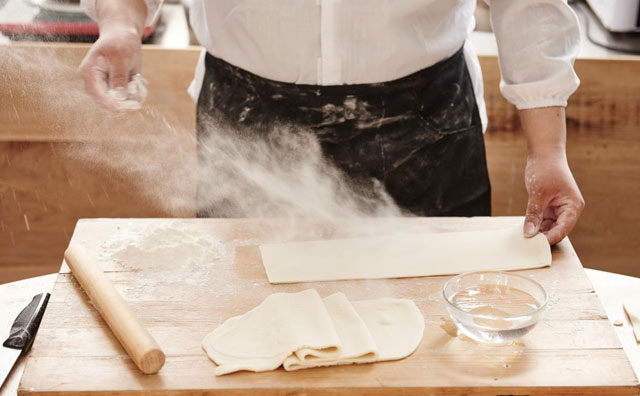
(527, 143), (566, 159)
(98, 18), (142, 38)
(519, 106), (567, 160)
(96, 0), (146, 37)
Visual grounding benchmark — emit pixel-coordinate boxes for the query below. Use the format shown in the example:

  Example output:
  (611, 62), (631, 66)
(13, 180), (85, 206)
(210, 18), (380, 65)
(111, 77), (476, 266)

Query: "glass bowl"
(442, 271), (548, 344)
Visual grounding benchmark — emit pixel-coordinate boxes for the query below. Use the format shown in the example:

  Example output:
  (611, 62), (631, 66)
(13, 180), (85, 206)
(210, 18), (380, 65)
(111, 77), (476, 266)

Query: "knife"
(0, 293), (50, 388)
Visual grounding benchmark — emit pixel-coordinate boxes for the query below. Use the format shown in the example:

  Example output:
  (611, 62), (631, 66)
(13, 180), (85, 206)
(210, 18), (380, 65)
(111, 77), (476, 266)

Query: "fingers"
(544, 196), (585, 245)
(126, 73), (148, 103)
(107, 74), (146, 111)
(523, 192), (550, 238)
(543, 207), (579, 245)
(539, 218), (555, 233)
(108, 56), (130, 97)
(79, 55), (146, 112)
(79, 54), (121, 111)
(105, 57), (146, 111)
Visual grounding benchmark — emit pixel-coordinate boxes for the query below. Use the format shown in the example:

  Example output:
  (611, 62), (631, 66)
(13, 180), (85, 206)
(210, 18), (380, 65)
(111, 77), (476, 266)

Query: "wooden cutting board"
(18, 217), (639, 395)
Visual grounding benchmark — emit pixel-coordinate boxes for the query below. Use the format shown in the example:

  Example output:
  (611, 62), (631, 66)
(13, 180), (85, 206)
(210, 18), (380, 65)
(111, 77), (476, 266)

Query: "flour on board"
(100, 221), (226, 285)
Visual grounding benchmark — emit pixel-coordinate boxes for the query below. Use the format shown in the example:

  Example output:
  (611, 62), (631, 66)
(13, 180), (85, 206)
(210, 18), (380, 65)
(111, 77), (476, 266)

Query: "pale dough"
(260, 226), (551, 284)
(352, 297), (425, 361)
(202, 289), (424, 375)
(283, 292), (379, 371)
(623, 299), (640, 342)
(202, 289), (340, 376)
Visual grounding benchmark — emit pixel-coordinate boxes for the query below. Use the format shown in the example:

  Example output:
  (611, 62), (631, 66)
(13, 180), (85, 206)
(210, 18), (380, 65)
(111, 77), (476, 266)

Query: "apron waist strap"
(203, 47), (465, 109)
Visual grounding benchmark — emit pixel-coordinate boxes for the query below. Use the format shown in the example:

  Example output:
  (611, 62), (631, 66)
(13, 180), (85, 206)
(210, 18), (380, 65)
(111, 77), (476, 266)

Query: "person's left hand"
(523, 151), (585, 245)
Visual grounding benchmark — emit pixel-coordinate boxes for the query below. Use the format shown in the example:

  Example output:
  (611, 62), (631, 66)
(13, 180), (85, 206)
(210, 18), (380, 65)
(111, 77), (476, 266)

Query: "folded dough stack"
(202, 289), (424, 375)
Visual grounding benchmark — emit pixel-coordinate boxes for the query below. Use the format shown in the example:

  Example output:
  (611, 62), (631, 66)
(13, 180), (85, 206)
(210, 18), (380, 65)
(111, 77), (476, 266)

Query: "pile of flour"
(100, 221), (226, 285)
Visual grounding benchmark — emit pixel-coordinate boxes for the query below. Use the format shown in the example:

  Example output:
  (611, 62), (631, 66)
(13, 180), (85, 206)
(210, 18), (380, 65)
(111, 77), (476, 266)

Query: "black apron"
(196, 46), (491, 217)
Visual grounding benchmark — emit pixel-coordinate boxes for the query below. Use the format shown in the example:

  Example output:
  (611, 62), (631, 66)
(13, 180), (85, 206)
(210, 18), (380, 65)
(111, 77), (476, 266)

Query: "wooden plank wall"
(0, 43), (638, 283)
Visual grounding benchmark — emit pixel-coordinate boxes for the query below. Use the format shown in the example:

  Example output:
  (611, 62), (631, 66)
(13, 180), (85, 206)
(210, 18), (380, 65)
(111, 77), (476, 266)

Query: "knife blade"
(0, 293), (50, 388)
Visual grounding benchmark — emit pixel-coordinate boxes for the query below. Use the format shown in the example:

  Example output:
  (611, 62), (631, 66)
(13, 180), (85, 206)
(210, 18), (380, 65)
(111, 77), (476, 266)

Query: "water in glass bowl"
(449, 284), (543, 344)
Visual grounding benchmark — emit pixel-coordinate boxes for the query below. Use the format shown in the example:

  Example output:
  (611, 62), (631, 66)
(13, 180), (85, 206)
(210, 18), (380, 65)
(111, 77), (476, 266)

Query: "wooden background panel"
(0, 43), (639, 283)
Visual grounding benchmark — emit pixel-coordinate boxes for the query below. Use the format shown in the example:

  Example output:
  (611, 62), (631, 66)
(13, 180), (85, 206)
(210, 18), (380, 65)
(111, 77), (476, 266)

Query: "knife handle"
(3, 293), (50, 352)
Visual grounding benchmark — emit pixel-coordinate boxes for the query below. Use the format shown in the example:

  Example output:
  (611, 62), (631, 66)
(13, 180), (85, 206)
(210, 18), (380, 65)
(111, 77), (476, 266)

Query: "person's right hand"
(78, 22), (146, 112)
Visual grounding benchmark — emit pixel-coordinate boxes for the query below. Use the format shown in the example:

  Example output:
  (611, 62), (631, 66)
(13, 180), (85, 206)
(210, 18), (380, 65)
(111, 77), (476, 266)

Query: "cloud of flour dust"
(195, 114), (403, 219)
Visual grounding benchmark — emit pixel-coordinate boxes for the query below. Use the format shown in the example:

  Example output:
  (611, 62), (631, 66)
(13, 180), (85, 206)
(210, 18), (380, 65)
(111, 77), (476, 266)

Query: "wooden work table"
(7, 269), (638, 396)
(0, 216), (636, 395)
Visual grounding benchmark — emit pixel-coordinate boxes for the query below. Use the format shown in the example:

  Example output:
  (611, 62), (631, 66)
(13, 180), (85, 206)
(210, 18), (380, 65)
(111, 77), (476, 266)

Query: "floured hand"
(78, 1), (147, 112)
(523, 152), (585, 245)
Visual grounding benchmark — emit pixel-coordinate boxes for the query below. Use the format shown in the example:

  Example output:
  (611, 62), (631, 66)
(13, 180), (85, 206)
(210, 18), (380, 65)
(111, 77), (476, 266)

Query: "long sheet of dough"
(260, 226), (551, 284)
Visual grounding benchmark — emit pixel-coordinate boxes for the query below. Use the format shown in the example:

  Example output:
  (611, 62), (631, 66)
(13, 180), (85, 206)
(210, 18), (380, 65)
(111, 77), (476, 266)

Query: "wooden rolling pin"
(64, 244), (165, 374)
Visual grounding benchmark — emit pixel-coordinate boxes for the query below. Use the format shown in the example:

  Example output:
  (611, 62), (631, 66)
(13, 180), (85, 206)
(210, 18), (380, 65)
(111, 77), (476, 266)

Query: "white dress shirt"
(82, 0), (581, 130)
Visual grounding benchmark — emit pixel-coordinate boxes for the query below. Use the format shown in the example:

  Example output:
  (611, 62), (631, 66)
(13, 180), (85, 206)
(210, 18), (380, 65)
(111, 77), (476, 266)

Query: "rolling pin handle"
(64, 244), (166, 374)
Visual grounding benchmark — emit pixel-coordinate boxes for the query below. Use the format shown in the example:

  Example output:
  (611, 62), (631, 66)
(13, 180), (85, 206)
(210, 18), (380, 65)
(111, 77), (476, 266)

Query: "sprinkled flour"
(100, 221), (227, 286)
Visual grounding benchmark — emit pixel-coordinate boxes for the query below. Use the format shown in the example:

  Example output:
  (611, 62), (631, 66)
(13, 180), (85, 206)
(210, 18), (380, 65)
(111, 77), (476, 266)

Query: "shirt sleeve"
(488, 0), (581, 109)
(81, 0), (163, 28)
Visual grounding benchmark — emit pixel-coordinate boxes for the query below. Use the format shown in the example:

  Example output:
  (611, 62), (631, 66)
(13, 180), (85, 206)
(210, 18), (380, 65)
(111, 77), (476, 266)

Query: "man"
(79, 0), (585, 245)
